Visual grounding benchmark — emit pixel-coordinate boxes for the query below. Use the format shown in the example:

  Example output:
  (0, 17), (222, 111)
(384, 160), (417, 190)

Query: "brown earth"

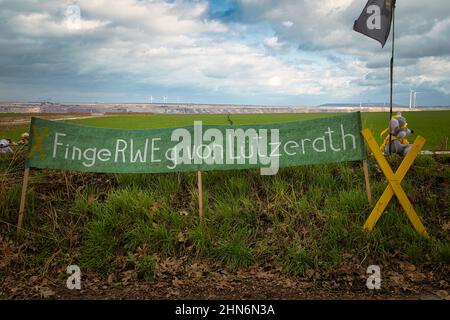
(1, 242), (449, 300)
(1, 155), (448, 301)
(0, 113), (95, 127)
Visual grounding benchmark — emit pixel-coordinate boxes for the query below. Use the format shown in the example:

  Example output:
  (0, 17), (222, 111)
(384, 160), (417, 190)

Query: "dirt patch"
(1, 243), (449, 300)
(2, 266), (449, 300)
(0, 113), (96, 127)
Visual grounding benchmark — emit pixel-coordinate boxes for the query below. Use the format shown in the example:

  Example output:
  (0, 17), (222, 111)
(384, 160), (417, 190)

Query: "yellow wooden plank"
(363, 129), (425, 183)
(363, 133), (425, 226)
(363, 186), (392, 230)
(360, 129), (428, 237)
(388, 180), (429, 237)
(361, 129), (393, 178)
(395, 136), (426, 178)
(362, 128), (399, 229)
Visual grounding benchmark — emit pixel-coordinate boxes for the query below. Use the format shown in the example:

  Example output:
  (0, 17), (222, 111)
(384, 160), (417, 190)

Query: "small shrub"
(283, 242), (314, 276)
(135, 254), (157, 282)
(188, 223), (211, 257)
(213, 228), (253, 271)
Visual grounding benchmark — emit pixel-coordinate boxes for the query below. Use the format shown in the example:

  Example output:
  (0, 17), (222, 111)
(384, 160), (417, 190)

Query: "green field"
(1, 110), (449, 298)
(1, 110), (450, 150)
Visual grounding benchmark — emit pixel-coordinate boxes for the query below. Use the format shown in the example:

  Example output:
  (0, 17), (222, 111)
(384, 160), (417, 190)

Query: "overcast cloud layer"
(0, 0), (449, 106)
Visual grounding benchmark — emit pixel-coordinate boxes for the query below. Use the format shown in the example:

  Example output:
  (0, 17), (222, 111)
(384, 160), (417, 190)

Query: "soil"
(1, 255), (449, 300)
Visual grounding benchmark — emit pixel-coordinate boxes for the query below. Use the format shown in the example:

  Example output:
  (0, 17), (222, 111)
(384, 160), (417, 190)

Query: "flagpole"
(388, 0), (396, 154)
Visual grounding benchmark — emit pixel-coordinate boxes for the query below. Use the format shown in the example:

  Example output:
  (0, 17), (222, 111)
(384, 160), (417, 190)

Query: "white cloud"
(223, 0), (450, 104)
(263, 36), (283, 50)
(0, 0), (365, 100)
(0, 0), (449, 105)
(11, 11), (109, 36)
(282, 20), (293, 28)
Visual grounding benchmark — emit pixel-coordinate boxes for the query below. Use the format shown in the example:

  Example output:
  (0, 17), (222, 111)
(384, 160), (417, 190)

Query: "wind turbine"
(150, 96), (153, 104)
(413, 91), (422, 109)
(409, 89), (414, 109)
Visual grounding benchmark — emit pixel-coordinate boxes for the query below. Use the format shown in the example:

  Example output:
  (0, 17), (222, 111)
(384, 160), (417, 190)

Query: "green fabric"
(26, 112), (365, 173)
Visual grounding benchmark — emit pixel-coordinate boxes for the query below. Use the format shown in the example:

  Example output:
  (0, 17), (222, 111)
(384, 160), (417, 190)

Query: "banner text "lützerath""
(27, 112), (365, 175)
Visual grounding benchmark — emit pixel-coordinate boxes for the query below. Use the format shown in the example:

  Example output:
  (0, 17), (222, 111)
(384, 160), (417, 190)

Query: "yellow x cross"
(29, 125), (49, 160)
(361, 128), (428, 238)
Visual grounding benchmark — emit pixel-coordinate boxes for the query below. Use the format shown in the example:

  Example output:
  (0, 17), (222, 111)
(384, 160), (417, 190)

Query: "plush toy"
(18, 132), (30, 146)
(380, 112), (414, 156)
(0, 138), (13, 155)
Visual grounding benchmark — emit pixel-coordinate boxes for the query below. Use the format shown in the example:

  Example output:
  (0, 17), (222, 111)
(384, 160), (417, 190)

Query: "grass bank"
(1, 150), (449, 281)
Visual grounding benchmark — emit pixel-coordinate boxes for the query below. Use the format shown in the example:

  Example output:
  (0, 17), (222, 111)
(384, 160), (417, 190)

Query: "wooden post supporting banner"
(362, 160), (372, 205)
(361, 128), (428, 237)
(197, 171), (203, 223)
(17, 167), (30, 234)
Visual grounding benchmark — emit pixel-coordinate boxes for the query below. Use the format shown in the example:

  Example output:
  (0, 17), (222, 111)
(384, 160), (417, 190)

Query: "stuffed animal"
(0, 138), (13, 154)
(18, 132), (30, 146)
(380, 112), (414, 156)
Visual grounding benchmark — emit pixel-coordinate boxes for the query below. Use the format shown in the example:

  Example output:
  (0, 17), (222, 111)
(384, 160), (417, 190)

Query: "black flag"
(353, 0), (393, 47)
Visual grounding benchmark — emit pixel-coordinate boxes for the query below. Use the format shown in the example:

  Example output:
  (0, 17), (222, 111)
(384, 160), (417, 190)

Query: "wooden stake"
(197, 171), (203, 223)
(17, 167), (30, 234)
(362, 160), (372, 205)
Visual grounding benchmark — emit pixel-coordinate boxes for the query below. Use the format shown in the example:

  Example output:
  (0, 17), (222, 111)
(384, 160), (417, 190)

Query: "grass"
(213, 226), (254, 271)
(73, 155), (449, 275)
(0, 112), (449, 281)
(1, 110), (450, 150)
(133, 254), (157, 282)
(0, 125), (27, 142)
(283, 241), (315, 275)
(0, 154), (449, 278)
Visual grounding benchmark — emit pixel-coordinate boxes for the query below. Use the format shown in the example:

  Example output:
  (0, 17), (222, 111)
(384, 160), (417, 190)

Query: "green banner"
(26, 113), (365, 175)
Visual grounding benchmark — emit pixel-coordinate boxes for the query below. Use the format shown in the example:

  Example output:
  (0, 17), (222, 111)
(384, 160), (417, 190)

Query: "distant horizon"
(1, 1), (449, 107)
(1, 100), (450, 109)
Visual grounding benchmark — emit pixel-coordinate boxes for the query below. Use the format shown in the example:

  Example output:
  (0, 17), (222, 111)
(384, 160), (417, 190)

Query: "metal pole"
(388, 0), (396, 154)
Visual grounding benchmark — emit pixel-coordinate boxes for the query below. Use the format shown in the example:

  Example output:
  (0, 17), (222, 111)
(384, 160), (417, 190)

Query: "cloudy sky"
(0, 0), (449, 106)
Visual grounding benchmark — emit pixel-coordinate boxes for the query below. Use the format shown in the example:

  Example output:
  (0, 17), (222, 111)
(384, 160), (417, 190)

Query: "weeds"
(128, 253), (156, 282)
(283, 241), (315, 276)
(0, 153), (448, 280)
(213, 227), (253, 271)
